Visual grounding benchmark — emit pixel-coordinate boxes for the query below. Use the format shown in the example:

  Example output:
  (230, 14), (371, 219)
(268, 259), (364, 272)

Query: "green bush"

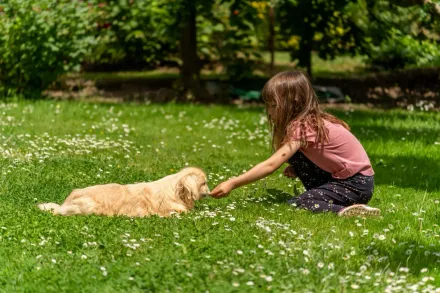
(197, 0), (262, 81)
(85, 0), (174, 71)
(0, 0), (96, 99)
(367, 29), (440, 70)
(88, 0), (262, 80)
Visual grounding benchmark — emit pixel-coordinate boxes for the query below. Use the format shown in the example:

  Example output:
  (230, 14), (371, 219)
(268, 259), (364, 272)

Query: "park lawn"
(0, 101), (439, 292)
(78, 52), (367, 82)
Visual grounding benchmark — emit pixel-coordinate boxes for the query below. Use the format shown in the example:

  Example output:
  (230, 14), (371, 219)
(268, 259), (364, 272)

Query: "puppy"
(38, 167), (209, 217)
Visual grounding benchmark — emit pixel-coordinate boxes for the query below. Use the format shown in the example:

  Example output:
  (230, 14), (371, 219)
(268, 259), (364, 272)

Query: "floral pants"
(287, 152), (374, 213)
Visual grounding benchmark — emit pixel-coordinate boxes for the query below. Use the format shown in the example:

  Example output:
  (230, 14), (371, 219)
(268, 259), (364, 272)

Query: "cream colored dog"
(38, 167), (209, 217)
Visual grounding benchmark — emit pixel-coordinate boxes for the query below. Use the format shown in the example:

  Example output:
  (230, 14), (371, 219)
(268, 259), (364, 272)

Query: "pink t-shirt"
(290, 120), (374, 179)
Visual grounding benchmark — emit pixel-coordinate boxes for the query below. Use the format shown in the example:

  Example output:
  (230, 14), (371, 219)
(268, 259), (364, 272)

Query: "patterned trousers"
(287, 152), (374, 213)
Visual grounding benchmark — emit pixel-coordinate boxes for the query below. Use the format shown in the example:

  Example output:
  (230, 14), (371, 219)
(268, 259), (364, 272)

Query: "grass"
(78, 52), (367, 82)
(0, 100), (439, 292)
(261, 52), (367, 78)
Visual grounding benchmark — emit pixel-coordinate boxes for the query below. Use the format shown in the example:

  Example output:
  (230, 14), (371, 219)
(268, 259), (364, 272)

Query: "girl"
(210, 71), (380, 217)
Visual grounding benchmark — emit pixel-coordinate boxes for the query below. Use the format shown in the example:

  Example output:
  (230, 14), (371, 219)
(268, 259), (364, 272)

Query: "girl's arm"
(210, 140), (301, 198)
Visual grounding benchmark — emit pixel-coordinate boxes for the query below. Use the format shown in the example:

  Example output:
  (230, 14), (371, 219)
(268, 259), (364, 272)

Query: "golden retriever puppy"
(38, 167), (209, 217)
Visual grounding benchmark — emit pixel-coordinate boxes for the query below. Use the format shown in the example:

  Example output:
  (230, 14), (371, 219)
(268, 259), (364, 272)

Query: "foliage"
(86, 0), (175, 71)
(2, 0), (439, 100)
(88, 0), (263, 81)
(349, 0), (440, 70)
(0, 0), (96, 99)
(276, 0), (362, 74)
(176, 0), (263, 81)
(208, 0), (262, 80)
(367, 29), (440, 70)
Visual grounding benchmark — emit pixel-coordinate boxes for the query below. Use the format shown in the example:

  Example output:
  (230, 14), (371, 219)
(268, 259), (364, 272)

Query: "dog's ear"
(176, 174), (198, 206)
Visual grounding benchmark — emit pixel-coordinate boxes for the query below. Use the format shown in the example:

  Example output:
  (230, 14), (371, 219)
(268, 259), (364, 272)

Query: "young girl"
(210, 71), (380, 217)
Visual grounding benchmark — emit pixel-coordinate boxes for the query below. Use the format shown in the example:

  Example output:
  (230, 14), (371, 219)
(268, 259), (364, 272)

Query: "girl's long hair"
(262, 70), (350, 150)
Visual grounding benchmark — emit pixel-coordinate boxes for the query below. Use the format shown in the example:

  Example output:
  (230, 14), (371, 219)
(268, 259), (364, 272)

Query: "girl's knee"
(359, 191), (373, 204)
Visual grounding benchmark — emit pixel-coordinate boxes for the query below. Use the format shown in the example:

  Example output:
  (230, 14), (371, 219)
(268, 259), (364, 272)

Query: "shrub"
(367, 29), (440, 70)
(85, 0), (174, 71)
(0, 0), (96, 99)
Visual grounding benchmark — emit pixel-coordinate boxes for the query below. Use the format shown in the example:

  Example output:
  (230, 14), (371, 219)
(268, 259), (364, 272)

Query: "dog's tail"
(38, 203), (61, 214)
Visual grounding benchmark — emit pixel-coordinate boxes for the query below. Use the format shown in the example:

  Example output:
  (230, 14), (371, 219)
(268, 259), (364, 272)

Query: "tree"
(351, 0), (440, 70)
(166, 0), (262, 102)
(174, 0), (211, 102)
(249, 0), (279, 75)
(277, 0), (362, 77)
(87, 0), (174, 71)
(88, 0), (263, 102)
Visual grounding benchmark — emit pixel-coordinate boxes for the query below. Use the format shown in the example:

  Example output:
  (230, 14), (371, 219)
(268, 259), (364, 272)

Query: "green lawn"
(0, 101), (439, 292)
(261, 52), (367, 78)
(78, 52), (367, 82)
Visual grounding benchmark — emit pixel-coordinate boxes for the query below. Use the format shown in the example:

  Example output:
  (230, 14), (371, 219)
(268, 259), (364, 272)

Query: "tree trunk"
(299, 25), (313, 77)
(179, 2), (211, 102)
(297, 2), (313, 78)
(300, 39), (312, 78)
(268, 5), (275, 75)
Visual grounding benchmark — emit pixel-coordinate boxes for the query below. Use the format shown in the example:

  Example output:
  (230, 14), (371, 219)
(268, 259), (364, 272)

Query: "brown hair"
(262, 70), (350, 150)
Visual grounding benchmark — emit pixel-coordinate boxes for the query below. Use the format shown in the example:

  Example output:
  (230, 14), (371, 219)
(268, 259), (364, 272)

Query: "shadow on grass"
(370, 154), (440, 193)
(261, 189), (440, 273)
(366, 238), (440, 273)
(264, 188), (294, 204)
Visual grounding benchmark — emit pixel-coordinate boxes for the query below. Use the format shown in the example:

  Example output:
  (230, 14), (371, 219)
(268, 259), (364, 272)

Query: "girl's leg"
(289, 174), (375, 213)
(289, 188), (344, 213)
(288, 151), (333, 190)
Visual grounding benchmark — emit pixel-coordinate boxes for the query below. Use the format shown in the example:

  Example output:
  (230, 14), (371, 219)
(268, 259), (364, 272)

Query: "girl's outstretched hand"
(283, 165), (297, 179)
(210, 181), (235, 198)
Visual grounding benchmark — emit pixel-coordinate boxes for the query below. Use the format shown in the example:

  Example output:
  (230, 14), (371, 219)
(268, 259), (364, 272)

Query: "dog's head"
(175, 167), (210, 207)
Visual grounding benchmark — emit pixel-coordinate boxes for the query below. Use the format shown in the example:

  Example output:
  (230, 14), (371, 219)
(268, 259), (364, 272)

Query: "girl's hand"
(283, 165), (297, 179)
(210, 181), (235, 198)
(210, 141), (301, 198)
